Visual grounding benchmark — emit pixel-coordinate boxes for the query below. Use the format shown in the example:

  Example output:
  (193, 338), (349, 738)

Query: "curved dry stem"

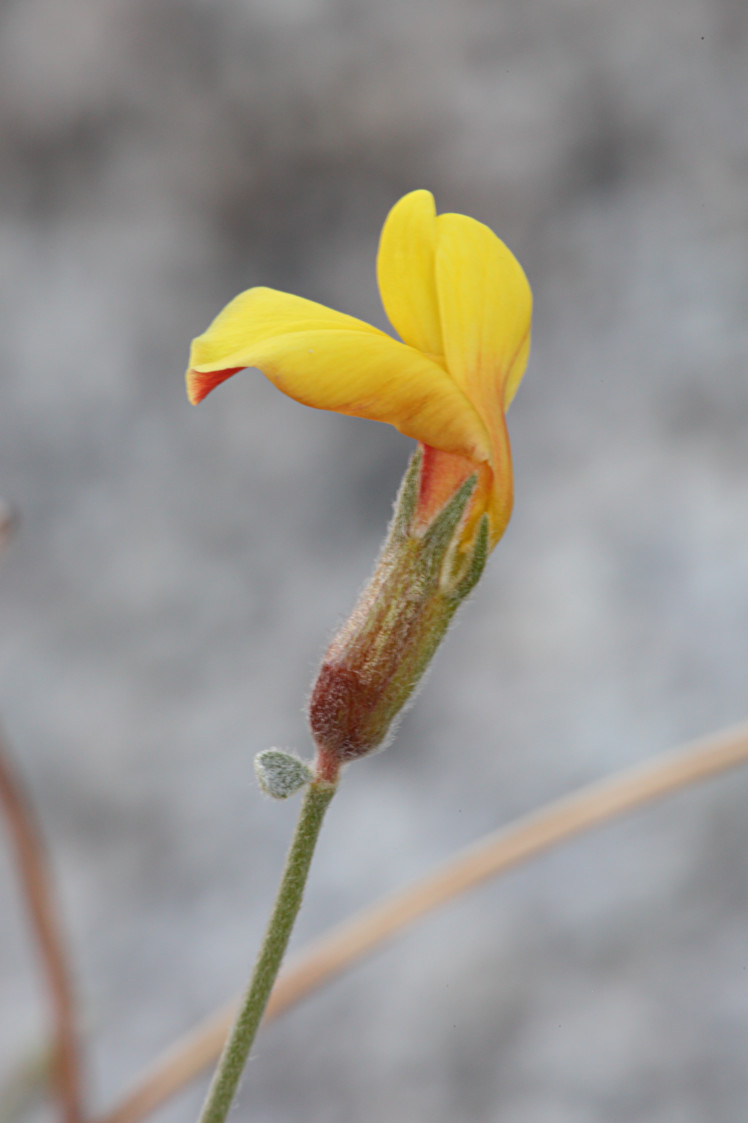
(94, 720), (748, 1123)
(0, 509), (84, 1123)
(0, 730), (85, 1123)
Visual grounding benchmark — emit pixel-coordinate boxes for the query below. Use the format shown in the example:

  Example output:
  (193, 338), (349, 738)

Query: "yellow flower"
(186, 189), (531, 549)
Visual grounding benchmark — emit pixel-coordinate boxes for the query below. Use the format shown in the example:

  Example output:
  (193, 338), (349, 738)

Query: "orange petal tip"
(186, 366), (244, 405)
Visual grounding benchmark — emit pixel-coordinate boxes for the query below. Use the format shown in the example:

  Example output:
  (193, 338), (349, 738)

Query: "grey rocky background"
(1, 0), (747, 1120)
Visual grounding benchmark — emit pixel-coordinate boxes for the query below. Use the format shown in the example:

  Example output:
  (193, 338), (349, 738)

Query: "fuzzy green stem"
(197, 780), (336, 1123)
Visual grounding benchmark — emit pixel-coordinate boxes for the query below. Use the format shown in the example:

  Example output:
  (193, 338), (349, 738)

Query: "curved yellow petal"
(187, 287), (490, 462)
(188, 286), (381, 382)
(435, 213), (532, 427)
(432, 214), (531, 547)
(483, 417), (515, 548)
(376, 190), (443, 357)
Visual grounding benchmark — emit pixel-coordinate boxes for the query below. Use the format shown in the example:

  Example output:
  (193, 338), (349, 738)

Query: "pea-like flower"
(186, 189), (531, 550)
(187, 190), (532, 779)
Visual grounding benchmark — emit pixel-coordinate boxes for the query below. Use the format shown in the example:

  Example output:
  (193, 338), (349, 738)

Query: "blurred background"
(1, 0), (747, 1120)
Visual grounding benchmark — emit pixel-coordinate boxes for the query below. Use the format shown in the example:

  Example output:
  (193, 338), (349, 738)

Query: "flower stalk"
(197, 778), (336, 1123)
(187, 189), (533, 1120)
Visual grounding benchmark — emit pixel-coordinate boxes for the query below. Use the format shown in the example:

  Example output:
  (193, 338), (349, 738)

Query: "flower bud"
(309, 449), (489, 781)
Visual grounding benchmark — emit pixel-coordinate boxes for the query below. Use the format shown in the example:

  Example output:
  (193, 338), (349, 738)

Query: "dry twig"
(0, 733), (85, 1123)
(95, 720), (748, 1123)
(0, 507), (85, 1123)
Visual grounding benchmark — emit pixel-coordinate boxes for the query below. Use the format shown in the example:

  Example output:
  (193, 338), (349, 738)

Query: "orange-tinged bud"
(309, 450), (488, 782)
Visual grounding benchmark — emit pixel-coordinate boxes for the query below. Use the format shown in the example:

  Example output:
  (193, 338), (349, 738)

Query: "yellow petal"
(434, 213), (531, 546)
(483, 417), (515, 548)
(376, 190), (443, 357)
(187, 287), (490, 462)
(188, 287), (379, 381)
(435, 213), (532, 427)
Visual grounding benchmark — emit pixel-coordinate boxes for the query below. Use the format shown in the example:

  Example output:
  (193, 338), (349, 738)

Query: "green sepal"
(387, 447), (423, 545)
(254, 750), (313, 799)
(447, 514), (490, 600)
(417, 473), (478, 582)
(308, 461), (493, 765)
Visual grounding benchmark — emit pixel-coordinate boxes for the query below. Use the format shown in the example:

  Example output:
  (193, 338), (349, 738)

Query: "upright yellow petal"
(435, 213), (531, 422)
(187, 286), (490, 462)
(434, 214), (531, 546)
(376, 190), (443, 357)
